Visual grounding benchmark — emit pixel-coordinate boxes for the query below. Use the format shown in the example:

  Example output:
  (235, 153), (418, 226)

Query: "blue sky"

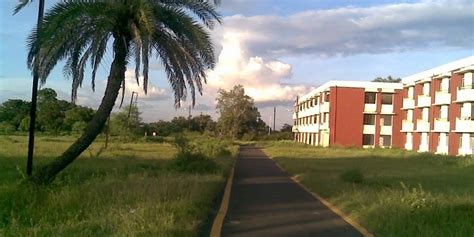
(1, 0), (473, 129)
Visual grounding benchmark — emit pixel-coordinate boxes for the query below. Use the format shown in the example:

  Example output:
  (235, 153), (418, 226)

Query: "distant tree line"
(0, 88), (94, 134)
(1, 87), (292, 140)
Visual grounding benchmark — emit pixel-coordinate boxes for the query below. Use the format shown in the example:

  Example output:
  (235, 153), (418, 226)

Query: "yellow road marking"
(210, 163), (236, 237)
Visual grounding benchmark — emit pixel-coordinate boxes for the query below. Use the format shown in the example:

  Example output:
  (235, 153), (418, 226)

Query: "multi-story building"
(401, 56), (474, 156)
(292, 81), (404, 148)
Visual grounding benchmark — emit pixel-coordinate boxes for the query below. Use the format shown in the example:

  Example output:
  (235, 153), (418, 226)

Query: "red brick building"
(292, 81), (404, 148)
(401, 56), (474, 156)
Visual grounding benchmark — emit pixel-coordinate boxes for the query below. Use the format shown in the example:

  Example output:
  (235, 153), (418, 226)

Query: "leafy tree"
(216, 85), (263, 139)
(0, 99), (31, 131)
(36, 88), (72, 132)
(190, 114), (216, 133)
(171, 116), (190, 130)
(372, 75), (401, 83)
(145, 120), (182, 137)
(110, 105), (142, 136)
(26, 0), (221, 184)
(280, 123), (292, 132)
(63, 106), (94, 131)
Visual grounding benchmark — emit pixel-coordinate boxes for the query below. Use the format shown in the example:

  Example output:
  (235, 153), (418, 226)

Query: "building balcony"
(320, 122), (329, 130)
(455, 118), (474, 133)
(417, 95), (431, 108)
(458, 148), (473, 156)
(381, 104), (394, 114)
(380, 125), (392, 135)
(363, 103), (376, 113)
(434, 91), (451, 105)
(321, 103), (330, 113)
(363, 125), (376, 134)
(292, 125), (299, 132)
(401, 120), (414, 132)
(455, 85), (474, 103)
(433, 118), (450, 132)
(416, 119), (430, 132)
(436, 146), (449, 155)
(402, 98), (415, 110)
(419, 143), (429, 152)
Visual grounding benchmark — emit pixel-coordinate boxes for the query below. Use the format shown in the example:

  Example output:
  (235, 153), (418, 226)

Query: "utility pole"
(128, 91), (137, 119)
(26, 0), (46, 176)
(273, 106), (276, 131)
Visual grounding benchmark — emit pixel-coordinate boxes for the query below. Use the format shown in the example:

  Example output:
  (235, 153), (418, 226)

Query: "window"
(380, 135), (391, 147)
(365, 92), (376, 104)
(325, 93), (330, 102)
(363, 134), (374, 146)
(381, 93), (393, 104)
(313, 115), (317, 124)
(381, 115), (392, 126)
(363, 114), (375, 125)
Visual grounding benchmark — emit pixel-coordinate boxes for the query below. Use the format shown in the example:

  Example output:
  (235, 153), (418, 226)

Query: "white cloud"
(206, 32), (313, 105)
(123, 69), (169, 101)
(215, 0), (473, 58)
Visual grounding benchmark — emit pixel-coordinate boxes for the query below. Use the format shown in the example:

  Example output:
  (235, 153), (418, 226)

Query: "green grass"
(261, 141), (474, 237)
(0, 135), (237, 236)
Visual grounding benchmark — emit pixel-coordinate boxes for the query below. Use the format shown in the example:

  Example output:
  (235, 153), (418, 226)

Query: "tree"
(280, 123), (292, 132)
(372, 75), (401, 83)
(110, 105), (142, 136)
(190, 114), (216, 133)
(216, 85), (263, 139)
(27, 0), (221, 184)
(0, 99), (31, 130)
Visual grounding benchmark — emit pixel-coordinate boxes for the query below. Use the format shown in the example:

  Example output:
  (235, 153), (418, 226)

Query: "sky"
(0, 0), (473, 129)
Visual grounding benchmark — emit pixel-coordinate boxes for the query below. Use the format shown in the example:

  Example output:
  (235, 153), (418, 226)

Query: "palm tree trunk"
(32, 38), (129, 184)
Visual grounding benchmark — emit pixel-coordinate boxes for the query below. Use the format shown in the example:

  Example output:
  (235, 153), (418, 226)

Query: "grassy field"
(261, 141), (474, 237)
(0, 135), (237, 236)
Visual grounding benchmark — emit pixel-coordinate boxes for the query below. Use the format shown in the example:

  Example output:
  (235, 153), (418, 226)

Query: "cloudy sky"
(1, 0), (473, 129)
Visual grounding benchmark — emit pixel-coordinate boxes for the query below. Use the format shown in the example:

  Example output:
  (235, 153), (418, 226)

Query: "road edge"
(209, 153), (237, 237)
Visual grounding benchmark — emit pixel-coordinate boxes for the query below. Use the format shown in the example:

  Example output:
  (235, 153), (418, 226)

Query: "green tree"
(110, 105), (142, 136)
(190, 114), (216, 133)
(171, 116), (190, 130)
(280, 123), (292, 132)
(216, 85), (263, 139)
(36, 88), (71, 132)
(27, 0), (221, 184)
(0, 99), (31, 131)
(63, 106), (95, 131)
(372, 75), (402, 83)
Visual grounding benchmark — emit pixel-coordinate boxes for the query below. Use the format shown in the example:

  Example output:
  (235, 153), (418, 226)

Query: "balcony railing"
(455, 117), (474, 133)
(433, 118), (450, 132)
(416, 119), (430, 132)
(456, 84), (474, 102)
(434, 90), (451, 105)
(402, 98), (415, 109)
(401, 120), (414, 132)
(417, 95), (431, 107)
(321, 103), (330, 113)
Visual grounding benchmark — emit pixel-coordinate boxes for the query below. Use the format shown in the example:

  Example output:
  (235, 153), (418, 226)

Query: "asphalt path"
(221, 145), (363, 237)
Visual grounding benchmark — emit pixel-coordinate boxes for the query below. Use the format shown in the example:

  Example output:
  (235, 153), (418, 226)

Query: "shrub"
(340, 168), (364, 183)
(168, 134), (218, 174)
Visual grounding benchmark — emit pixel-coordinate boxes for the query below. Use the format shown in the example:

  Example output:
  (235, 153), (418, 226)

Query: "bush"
(168, 134), (219, 174)
(340, 168), (364, 183)
(168, 151), (218, 174)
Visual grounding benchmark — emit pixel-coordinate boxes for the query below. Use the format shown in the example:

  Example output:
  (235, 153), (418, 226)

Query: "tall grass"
(262, 141), (474, 237)
(0, 135), (236, 236)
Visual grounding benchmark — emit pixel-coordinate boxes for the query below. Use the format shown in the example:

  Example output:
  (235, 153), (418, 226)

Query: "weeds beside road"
(262, 141), (474, 237)
(0, 134), (236, 236)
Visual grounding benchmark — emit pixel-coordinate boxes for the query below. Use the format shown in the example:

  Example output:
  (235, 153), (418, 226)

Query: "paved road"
(221, 146), (363, 237)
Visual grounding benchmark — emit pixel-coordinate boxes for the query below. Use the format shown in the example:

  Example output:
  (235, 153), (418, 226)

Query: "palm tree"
(27, 0), (221, 184)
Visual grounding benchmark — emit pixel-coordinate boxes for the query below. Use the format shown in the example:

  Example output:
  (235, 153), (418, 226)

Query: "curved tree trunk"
(32, 38), (129, 184)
